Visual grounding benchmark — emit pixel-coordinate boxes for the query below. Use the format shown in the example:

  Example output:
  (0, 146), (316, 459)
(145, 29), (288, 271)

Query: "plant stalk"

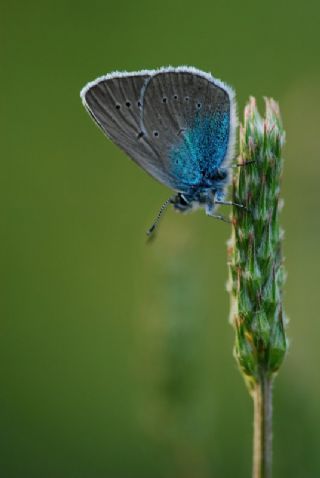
(228, 98), (287, 478)
(252, 373), (273, 478)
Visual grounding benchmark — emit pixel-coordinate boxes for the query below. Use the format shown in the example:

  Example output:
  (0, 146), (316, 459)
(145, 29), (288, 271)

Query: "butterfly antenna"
(146, 197), (174, 237)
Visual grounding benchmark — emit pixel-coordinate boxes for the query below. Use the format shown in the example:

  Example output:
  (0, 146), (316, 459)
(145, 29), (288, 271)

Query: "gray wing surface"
(81, 73), (176, 187)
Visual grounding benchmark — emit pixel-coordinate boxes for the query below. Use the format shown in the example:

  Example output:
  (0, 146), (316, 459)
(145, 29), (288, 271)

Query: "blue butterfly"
(80, 66), (241, 234)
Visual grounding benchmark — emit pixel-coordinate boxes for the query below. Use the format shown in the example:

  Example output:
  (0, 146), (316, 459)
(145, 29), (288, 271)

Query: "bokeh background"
(2, 0), (320, 476)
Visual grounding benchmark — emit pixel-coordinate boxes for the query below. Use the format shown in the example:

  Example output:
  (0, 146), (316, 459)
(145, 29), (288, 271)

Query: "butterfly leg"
(215, 161), (255, 178)
(215, 200), (248, 211)
(214, 189), (248, 212)
(209, 213), (231, 224)
(204, 194), (230, 223)
(231, 160), (256, 168)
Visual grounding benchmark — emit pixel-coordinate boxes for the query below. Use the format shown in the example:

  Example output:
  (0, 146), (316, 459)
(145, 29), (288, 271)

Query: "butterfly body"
(171, 167), (229, 214)
(80, 66), (237, 228)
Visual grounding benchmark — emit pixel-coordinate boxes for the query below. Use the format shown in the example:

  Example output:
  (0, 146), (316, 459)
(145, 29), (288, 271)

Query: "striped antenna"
(146, 197), (174, 236)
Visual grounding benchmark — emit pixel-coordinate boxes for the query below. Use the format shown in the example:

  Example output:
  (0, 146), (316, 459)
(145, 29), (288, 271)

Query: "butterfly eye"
(197, 103), (202, 108)
(115, 104), (121, 110)
(126, 101), (131, 107)
(153, 131), (159, 137)
(173, 95), (178, 100)
(162, 97), (167, 103)
(185, 97), (189, 101)
(137, 101), (141, 108)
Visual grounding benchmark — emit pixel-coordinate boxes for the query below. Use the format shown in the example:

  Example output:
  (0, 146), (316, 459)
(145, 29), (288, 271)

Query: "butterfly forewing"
(81, 73), (177, 187)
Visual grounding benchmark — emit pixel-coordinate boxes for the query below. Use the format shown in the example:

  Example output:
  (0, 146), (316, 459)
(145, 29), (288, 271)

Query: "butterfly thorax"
(172, 164), (228, 212)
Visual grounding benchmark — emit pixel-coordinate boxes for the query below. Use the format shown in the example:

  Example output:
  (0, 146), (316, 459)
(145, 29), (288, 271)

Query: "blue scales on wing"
(169, 111), (230, 190)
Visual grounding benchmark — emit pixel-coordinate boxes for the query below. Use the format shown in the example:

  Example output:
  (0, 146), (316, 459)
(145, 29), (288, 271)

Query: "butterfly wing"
(80, 71), (178, 188)
(140, 67), (236, 192)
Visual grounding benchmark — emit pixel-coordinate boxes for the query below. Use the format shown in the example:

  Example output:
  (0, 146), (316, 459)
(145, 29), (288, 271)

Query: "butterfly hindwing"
(141, 69), (234, 191)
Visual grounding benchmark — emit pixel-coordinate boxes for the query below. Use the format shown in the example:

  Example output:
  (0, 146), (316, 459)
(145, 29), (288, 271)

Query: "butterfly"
(80, 66), (241, 235)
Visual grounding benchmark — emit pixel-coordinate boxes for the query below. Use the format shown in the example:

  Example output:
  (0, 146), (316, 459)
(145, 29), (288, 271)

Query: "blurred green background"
(2, 0), (320, 476)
